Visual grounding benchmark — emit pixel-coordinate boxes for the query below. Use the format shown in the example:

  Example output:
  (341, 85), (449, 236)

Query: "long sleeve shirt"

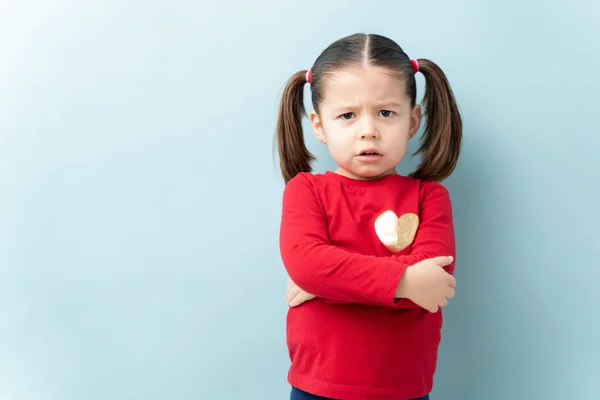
(279, 171), (456, 400)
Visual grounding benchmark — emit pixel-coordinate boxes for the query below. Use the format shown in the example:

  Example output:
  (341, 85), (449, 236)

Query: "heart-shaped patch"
(374, 211), (419, 252)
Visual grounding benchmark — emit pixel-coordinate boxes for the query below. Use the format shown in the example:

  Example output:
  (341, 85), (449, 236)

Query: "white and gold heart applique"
(374, 211), (419, 253)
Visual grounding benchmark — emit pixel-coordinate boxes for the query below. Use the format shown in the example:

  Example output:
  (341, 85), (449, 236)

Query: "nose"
(360, 131), (379, 139)
(359, 117), (379, 139)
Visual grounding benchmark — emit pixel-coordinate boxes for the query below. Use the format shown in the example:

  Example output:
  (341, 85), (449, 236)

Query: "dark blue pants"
(291, 386), (430, 400)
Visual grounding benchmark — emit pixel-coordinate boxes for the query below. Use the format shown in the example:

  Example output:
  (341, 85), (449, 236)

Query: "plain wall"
(1, 1), (598, 399)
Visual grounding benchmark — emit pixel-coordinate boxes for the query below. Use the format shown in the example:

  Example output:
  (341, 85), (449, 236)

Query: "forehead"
(320, 66), (408, 107)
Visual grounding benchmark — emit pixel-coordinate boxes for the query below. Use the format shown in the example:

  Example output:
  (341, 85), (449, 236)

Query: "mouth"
(357, 149), (382, 156)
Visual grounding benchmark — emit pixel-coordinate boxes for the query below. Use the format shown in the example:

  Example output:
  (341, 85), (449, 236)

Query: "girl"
(276, 33), (462, 400)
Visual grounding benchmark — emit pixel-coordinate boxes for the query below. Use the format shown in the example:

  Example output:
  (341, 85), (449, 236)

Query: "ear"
(409, 105), (422, 139)
(310, 111), (326, 144)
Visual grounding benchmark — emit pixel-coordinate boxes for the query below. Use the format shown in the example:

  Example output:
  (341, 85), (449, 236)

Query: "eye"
(339, 112), (355, 120)
(379, 110), (394, 118)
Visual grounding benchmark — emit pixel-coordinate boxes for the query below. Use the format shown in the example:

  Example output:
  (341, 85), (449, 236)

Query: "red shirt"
(279, 171), (456, 400)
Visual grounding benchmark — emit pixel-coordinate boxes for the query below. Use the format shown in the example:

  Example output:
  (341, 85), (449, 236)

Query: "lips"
(357, 148), (381, 156)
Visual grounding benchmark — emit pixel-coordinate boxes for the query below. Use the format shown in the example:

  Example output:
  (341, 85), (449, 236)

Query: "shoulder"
(284, 172), (317, 192)
(419, 179), (450, 197)
(282, 173), (327, 214)
(417, 179), (452, 210)
(282, 172), (321, 203)
(284, 172), (333, 193)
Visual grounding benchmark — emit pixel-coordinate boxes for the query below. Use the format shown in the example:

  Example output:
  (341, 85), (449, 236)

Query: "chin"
(335, 159), (397, 179)
(349, 168), (395, 180)
(360, 170), (385, 178)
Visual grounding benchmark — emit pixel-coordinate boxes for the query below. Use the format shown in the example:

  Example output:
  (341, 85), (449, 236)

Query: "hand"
(285, 278), (316, 307)
(396, 256), (456, 313)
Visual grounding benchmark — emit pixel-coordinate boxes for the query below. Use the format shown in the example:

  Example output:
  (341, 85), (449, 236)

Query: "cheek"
(326, 138), (349, 158)
(328, 133), (354, 152)
(386, 135), (409, 157)
(396, 138), (409, 151)
(322, 124), (349, 147)
(324, 134), (355, 162)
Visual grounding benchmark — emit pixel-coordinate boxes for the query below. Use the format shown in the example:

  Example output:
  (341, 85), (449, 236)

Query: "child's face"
(310, 66), (421, 180)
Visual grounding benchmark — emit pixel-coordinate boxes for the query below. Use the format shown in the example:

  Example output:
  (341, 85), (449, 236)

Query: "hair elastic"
(410, 59), (419, 73)
(306, 69), (312, 84)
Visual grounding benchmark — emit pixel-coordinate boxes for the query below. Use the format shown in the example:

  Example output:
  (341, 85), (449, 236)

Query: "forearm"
(325, 181), (456, 309)
(323, 255), (445, 309)
(387, 254), (452, 310)
(281, 237), (408, 307)
(280, 175), (455, 309)
(280, 174), (414, 308)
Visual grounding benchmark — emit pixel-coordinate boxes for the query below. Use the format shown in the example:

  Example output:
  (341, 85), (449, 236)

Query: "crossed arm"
(279, 174), (456, 309)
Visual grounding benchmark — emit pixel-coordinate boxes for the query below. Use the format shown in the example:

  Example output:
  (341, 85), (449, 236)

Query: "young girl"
(276, 33), (462, 400)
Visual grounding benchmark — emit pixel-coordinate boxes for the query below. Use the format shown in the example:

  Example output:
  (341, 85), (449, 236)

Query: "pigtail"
(276, 70), (314, 184)
(410, 59), (462, 182)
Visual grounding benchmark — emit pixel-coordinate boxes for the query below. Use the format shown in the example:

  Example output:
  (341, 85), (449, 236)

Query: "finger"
(285, 285), (301, 303)
(427, 305), (439, 313)
(285, 279), (294, 301)
(447, 275), (457, 288)
(433, 256), (454, 267)
(292, 291), (316, 307)
(289, 292), (306, 307)
(439, 297), (448, 308)
(446, 287), (455, 299)
(289, 295), (300, 307)
(288, 288), (301, 303)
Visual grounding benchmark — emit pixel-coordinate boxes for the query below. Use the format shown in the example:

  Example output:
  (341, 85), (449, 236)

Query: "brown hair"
(276, 33), (462, 183)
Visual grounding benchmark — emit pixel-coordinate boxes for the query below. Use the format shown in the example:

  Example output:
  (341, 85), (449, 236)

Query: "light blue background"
(1, 1), (598, 399)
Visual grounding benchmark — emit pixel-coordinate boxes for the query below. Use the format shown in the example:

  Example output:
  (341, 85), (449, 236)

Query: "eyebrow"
(330, 102), (405, 112)
(377, 101), (404, 108)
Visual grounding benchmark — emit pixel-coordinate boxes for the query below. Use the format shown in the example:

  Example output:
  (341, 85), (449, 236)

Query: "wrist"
(394, 267), (412, 299)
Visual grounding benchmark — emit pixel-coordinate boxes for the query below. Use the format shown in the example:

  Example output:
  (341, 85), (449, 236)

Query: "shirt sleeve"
(279, 174), (408, 307)
(321, 180), (457, 309)
(385, 180), (457, 309)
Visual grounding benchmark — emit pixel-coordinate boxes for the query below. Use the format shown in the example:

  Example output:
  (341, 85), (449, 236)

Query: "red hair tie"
(306, 69), (312, 83)
(410, 59), (419, 73)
